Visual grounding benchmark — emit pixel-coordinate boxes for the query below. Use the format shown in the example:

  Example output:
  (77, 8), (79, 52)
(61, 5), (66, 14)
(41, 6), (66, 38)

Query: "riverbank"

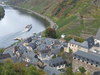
(0, 5), (47, 48)
(0, 6), (5, 20)
(10, 5), (58, 29)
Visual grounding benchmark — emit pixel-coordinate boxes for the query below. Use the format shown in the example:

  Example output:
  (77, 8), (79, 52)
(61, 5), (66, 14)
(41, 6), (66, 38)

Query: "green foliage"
(45, 27), (57, 38)
(64, 36), (73, 42)
(69, 48), (73, 54)
(74, 37), (85, 43)
(79, 67), (86, 74)
(0, 6), (5, 20)
(8, 0), (100, 36)
(63, 67), (74, 75)
(0, 48), (4, 53)
(65, 35), (85, 42)
(61, 66), (89, 75)
(0, 59), (45, 75)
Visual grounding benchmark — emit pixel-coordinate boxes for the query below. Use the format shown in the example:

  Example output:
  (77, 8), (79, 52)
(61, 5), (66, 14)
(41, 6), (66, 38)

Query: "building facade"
(73, 51), (100, 74)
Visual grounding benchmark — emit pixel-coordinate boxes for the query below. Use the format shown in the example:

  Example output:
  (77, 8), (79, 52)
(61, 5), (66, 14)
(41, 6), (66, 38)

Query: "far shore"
(9, 5), (57, 29)
(1, 4), (58, 49)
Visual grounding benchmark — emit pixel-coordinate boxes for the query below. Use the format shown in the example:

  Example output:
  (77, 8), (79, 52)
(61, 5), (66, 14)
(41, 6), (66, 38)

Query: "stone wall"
(72, 59), (100, 74)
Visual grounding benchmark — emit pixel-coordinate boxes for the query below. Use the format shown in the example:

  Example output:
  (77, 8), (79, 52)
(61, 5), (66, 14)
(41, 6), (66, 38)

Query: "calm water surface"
(0, 6), (46, 48)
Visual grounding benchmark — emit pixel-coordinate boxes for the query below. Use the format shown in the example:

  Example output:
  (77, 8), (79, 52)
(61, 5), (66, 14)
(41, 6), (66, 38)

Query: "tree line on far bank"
(0, 6), (5, 20)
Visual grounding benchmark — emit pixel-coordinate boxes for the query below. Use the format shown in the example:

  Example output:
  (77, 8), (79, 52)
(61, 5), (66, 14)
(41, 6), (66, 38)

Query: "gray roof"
(0, 53), (11, 59)
(96, 28), (100, 40)
(28, 43), (37, 50)
(51, 48), (61, 55)
(22, 52), (38, 64)
(69, 39), (89, 49)
(44, 66), (61, 75)
(86, 37), (94, 48)
(40, 53), (50, 58)
(43, 38), (55, 45)
(36, 44), (48, 51)
(18, 45), (27, 54)
(74, 51), (100, 65)
(24, 37), (32, 43)
(93, 71), (100, 75)
(46, 57), (65, 67)
(69, 37), (94, 49)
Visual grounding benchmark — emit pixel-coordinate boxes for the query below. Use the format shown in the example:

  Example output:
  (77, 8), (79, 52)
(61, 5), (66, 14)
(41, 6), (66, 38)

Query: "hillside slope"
(8, 0), (100, 38)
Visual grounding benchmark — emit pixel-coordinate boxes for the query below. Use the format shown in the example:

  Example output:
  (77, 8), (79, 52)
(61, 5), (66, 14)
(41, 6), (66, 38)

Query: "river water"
(0, 6), (46, 48)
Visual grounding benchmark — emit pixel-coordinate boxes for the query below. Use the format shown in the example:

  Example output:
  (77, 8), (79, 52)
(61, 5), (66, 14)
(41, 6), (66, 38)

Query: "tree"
(74, 37), (85, 43)
(0, 48), (4, 53)
(79, 67), (86, 74)
(45, 27), (57, 38)
(0, 6), (5, 20)
(64, 67), (74, 75)
(0, 59), (45, 75)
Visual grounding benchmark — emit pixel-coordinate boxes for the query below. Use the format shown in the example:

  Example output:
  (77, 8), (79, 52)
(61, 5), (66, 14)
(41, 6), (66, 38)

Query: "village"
(0, 28), (100, 75)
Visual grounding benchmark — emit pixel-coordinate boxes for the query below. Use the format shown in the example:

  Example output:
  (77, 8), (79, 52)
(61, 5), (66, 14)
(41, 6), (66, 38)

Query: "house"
(93, 71), (100, 75)
(13, 44), (38, 64)
(22, 52), (38, 64)
(37, 48), (54, 60)
(73, 51), (100, 74)
(44, 66), (62, 75)
(95, 28), (100, 45)
(24, 43), (37, 51)
(45, 57), (66, 70)
(65, 37), (94, 53)
(13, 45), (27, 57)
(51, 48), (62, 56)
(0, 53), (11, 62)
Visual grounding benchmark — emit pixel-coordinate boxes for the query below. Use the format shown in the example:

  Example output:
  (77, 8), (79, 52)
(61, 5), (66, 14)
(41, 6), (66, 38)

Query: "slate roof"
(0, 53), (11, 59)
(36, 44), (48, 51)
(69, 39), (89, 49)
(96, 28), (100, 40)
(93, 71), (100, 75)
(18, 45), (27, 54)
(28, 43), (37, 50)
(41, 53), (51, 58)
(46, 57), (65, 67)
(74, 51), (100, 65)
(22, 52), (38, 64)
(44, 66), (61, 75)
(69, 37), (94, 49)
(51, 48), (61, 55)
(24, 37), (32, 43)
(86, 37), (94, 48)
(43, 38), (55, 45)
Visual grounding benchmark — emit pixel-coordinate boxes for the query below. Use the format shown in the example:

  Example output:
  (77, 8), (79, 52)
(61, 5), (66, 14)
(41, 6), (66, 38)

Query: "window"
(78, 59), (80, 60)
(96, 65), (98, 67)
(78, 56), (81, 58)
(82, 60), (84, 62)
(91, 63), (93, 65)
(82, 57), (85, 60)
(96, 62), (99, 64)
(87, 58), (89, 61)
(91, 60), (94, 62)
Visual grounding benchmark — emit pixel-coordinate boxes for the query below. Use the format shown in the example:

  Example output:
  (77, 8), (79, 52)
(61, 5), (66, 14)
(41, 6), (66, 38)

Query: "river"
(0, 6), (46, 48)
